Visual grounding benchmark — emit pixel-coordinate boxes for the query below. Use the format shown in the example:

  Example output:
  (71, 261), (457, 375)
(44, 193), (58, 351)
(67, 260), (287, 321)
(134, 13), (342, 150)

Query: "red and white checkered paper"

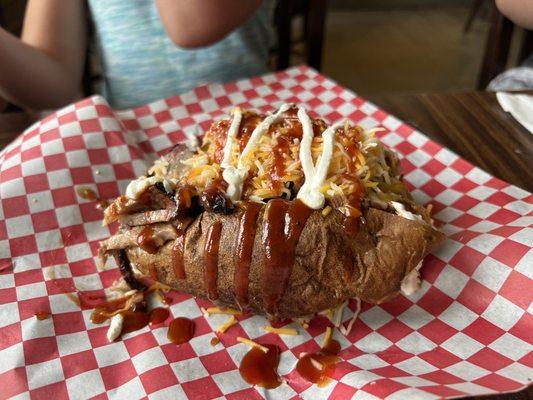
(0, 66), (531, 400)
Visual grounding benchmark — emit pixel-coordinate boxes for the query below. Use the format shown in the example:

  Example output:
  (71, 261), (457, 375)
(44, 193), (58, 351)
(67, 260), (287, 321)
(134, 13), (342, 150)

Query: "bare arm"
(496, 0), (533, 30)
(154, 0), (262, 49)
(0, 0), (87, 110)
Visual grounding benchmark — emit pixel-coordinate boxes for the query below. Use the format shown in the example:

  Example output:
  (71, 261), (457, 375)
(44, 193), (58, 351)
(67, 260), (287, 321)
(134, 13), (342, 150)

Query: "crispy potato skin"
(126, 207), (443, 319)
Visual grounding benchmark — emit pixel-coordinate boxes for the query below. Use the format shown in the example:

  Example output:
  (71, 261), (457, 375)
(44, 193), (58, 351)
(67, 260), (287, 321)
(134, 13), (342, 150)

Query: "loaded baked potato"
(99, 104), (443, 320)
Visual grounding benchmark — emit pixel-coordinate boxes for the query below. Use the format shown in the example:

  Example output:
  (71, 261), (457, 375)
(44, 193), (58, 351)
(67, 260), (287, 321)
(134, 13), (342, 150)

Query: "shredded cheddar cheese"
(264, 326), (299, 336)
(237, 337), (268, 353)
(131, 105), (424, 228)
(216, 316), (237, 333)
(322, 327), (333, 348)
(204, 307), (242, 316)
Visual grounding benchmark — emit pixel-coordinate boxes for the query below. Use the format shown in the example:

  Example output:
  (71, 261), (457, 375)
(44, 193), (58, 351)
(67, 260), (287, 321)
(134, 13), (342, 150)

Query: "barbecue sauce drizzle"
(137, 225), (159, 254)
(295, 335), (341, 387)
(262, 199), (313, 315)
(172, 235), (186, 279)
(204, 221), (223, 301)
(233, 202), (262, 307)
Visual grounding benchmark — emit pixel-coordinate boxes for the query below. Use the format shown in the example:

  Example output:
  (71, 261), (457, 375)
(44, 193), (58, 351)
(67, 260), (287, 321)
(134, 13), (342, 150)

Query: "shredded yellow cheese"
(333, 301), (347, 327)
(264, 326), (299, 336)
(216, 316), (236, 333)
(322, 327), (333, 348)
(204, 307), (242, 316)
(321, 205), (332, 216)
(237, 337), (268, 353)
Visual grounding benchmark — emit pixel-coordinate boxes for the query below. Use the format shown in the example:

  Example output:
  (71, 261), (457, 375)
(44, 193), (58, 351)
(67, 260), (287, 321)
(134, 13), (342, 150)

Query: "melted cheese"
(222, 104), (291, 201)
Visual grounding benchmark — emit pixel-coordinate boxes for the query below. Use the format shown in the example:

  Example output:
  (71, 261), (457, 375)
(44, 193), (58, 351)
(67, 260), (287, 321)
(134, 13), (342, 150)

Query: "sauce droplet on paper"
(239, 344), (282, 389)
(168, 317), (195, 344)
(121, 310), (150, 334)
(35, 311), (50, 320)
(76, 186), (97, 201)
(295, 337), (341, 387)
(149, 307), (170, 326)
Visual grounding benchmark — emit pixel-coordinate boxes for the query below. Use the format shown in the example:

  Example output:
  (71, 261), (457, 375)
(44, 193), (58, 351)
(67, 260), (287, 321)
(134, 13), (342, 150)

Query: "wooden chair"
(273, 0), (328, 71)
(478, 2), (533, 89)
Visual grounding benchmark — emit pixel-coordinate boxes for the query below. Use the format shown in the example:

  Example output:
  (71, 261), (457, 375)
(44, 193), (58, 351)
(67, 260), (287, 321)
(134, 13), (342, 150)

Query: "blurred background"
(0, 0), (531, 103)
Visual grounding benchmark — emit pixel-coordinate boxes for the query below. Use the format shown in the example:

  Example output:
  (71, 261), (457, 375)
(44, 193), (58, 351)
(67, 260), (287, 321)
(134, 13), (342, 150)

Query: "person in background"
(0, 0), (274, 110)
(489, 0), (533, 90)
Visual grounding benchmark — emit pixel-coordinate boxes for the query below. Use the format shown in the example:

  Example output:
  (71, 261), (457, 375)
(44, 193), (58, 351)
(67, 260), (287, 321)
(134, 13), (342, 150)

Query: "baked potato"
(100, 104), (443, 319)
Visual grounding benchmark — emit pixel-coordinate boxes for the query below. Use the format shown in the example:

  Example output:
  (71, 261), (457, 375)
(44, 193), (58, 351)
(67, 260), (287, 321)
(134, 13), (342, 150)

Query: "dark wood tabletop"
(370, 91), (533, 192)
(0, 93), (531, 399)
(373, 91), (533, 400)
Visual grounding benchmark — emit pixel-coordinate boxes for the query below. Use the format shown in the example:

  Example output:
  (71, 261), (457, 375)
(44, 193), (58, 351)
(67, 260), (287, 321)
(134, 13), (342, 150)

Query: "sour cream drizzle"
(125, 175), (176, 200)
(221, 108), (243, 168)
(390, 201), (425, 223)
(296, 107), (340, 209)
(222, 104), (291, 201)
(125, 176), (161, 199)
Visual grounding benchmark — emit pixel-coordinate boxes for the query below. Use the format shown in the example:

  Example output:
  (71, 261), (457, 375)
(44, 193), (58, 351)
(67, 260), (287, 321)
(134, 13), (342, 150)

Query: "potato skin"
(126, 206), (443, 319)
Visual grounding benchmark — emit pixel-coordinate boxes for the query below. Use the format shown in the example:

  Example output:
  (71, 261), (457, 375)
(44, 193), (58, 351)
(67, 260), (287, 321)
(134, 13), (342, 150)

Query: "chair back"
(274, 0), (328, 71)
(478, 3), (533, 89)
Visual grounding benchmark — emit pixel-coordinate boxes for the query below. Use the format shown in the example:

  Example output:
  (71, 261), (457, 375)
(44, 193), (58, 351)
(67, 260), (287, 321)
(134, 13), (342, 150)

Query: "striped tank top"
(87, 0), (274, 109)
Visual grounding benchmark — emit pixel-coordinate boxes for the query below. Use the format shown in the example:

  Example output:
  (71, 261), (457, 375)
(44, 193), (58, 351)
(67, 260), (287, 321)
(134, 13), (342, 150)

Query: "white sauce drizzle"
(296, 107), (340, 209)
(340, 298), (361, 336)
(106, 313), (124, 342)
(222, 104), (291, 201)
(390, 201), (425, 223)
(125, 175), (176, 199)
(125, 176), (160, 199)
(220, 108), (243, 168)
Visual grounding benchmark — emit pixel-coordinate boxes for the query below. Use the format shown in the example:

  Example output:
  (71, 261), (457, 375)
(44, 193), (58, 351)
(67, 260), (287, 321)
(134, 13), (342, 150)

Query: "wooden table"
(0, 93), (532, 399)
(370, 91), (533, 192)
(374, 91), (533, 400)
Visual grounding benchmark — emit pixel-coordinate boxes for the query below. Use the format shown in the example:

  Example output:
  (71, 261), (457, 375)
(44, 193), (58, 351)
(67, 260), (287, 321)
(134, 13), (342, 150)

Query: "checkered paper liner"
(0, 66), (532, 400)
